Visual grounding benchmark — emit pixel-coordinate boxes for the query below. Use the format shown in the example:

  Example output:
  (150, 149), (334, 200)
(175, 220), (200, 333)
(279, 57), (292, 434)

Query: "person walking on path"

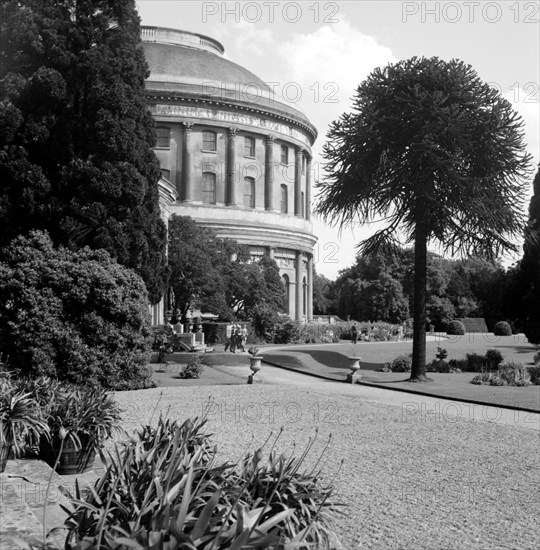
(351, 323), (358, 344)
(230, 323), (239, 353)
(224, 322), (233, 351)
(239, 324), (248, 352)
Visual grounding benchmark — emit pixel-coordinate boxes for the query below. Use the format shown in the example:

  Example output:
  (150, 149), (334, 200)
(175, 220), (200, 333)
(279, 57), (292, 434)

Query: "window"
(155, 127), (170, 148)
(280, 184), (288, 214)
(202, 172), (216, 204)
(280, 145), (288, 165)
(244, 136), (255, 157)
(301, 191), (305, 218)
(282, 274), (290, 315)
(244, 177), (255, 208)
(160, 169), (171, 180)
(202, 131), (217, 152)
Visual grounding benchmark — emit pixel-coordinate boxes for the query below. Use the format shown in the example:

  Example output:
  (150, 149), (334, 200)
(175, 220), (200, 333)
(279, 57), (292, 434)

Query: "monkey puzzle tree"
(317, 57), (532, 381)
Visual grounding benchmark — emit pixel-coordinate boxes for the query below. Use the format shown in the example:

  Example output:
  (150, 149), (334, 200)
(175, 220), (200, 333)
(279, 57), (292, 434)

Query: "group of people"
(224, 323), (248, 353)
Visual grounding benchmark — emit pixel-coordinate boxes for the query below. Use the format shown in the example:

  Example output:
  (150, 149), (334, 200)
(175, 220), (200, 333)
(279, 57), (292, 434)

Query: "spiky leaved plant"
(0, 374), (49, 470)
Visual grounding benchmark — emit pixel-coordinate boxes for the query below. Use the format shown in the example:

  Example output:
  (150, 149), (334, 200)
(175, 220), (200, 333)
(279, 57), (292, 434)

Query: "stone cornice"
(145, 89), (317, 145)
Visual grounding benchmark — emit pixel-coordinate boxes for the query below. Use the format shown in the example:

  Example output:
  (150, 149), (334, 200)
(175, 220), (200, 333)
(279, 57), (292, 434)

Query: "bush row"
(386, 348), (540, 381)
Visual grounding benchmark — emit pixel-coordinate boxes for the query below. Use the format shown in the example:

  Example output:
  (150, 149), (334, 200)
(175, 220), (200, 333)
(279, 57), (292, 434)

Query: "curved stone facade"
(142, 27), (317, 321)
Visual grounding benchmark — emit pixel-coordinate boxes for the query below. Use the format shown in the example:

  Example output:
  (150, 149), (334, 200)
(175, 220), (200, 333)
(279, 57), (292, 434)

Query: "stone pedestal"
(346, 357), (361, 383)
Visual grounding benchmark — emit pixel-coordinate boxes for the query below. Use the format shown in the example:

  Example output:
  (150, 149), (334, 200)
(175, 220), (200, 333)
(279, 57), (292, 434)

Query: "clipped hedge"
(446, 320), (466, 335)
(390, 354), (412, 372)
(454, 318), (488, 333)
(493, 321), (512, 336)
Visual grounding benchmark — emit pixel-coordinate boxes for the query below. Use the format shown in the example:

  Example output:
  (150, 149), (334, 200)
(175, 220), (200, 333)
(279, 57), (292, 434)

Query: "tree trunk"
(409, 222), (428, 382)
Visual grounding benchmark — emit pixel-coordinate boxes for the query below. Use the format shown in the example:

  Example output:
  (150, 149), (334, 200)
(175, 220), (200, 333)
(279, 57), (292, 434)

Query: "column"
(266, 246), (275, 260)
(307, 254), (313, 322)
(295, 251), (303, 321)
(226, 127), (237, 205)
(306, 154), (312, 221)
(294, 147), (302, 216)
(182, 122), (194, 202)
(264, 135), (274, 210)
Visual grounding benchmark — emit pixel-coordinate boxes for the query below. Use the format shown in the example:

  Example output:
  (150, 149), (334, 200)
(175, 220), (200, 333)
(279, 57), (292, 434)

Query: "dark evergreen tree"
(0, 0), (167, 303)
(317, 57), (532, 380)
(505, 167), (540, 343)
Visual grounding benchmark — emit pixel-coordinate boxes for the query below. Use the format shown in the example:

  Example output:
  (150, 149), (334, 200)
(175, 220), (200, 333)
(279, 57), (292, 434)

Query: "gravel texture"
(113, 381), (540, 550)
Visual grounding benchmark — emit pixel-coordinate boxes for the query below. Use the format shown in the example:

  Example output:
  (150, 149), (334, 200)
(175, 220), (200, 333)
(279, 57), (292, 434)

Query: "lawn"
(150, 352), (252, 386)
(261, 335), (540, 411)
(150, 335), (540, 411)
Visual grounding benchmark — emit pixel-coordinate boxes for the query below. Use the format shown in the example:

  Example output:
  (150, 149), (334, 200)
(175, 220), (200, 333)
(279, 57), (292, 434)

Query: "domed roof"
(141, 27), (316, 142)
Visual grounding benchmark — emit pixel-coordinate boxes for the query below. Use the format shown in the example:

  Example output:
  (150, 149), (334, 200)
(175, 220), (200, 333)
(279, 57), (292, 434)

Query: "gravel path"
(113, 371), (540, 550)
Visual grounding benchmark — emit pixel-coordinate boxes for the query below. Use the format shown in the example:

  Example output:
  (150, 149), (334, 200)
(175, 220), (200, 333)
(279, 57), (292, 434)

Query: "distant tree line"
(313, 250), (509, 330)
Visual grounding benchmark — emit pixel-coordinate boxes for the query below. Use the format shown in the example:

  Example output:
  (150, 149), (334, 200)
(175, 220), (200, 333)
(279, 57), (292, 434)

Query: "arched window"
(303, 276), (307, 316)
(282, 274), (290, 315)
(202, 172), (216, 204)
(202, 131), (217, 152)
(155, 127), (170, 148)
(244, 136), (255, 157)
(280, 184), (288, 214)
(244, 177), (255, 208)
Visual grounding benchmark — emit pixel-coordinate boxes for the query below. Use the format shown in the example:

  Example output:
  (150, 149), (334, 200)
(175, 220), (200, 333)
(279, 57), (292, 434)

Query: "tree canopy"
(0, 231), (154, 390)
(330, 248), (508, 329)
(504, 167), (540, 343)
(167, 216), (285, 321)
(0, 0), (168, 303)
(317, 57), (532, 380)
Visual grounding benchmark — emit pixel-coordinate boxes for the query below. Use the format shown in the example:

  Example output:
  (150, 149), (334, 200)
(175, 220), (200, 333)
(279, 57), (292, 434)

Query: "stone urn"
(249, 356), (263, 373)
(346, 356), (361, 383)
(348, 357), (360, 372)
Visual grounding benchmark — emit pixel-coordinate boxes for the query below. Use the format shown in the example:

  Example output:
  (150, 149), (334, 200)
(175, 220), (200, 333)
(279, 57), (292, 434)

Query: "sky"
(135, 0), (540, 279)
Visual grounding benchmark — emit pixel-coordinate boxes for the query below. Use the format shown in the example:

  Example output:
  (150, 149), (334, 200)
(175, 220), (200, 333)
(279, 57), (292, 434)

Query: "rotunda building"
(142, 27), (318, 321)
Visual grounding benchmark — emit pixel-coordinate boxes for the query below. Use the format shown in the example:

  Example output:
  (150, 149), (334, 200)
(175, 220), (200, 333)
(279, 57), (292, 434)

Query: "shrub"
(391, 354), (412, 372)
(471, 373), (492, 385)
(446, 320), (466, 335)
(528, 365), (540, 385)
(202, 322), (229, 345)
(493, 321), (512, 336)
(435, 347), (448, 360)
(273, 318), (304, 344)
(466, 353), (485, 372)
(427, 359), (449, 373)
(497, 360), (530, 386)
(524, 321), (540, 345)
(249, 303), (281, 343)
(0, 231), (154, 390)
(179, 355), (204, 379)
(485, 349), (504, 370)
(60, 415), (341, 550)
(535, 350), (540, 365)
(152, 329), (173, 362)
(448, 358), (468, 372)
